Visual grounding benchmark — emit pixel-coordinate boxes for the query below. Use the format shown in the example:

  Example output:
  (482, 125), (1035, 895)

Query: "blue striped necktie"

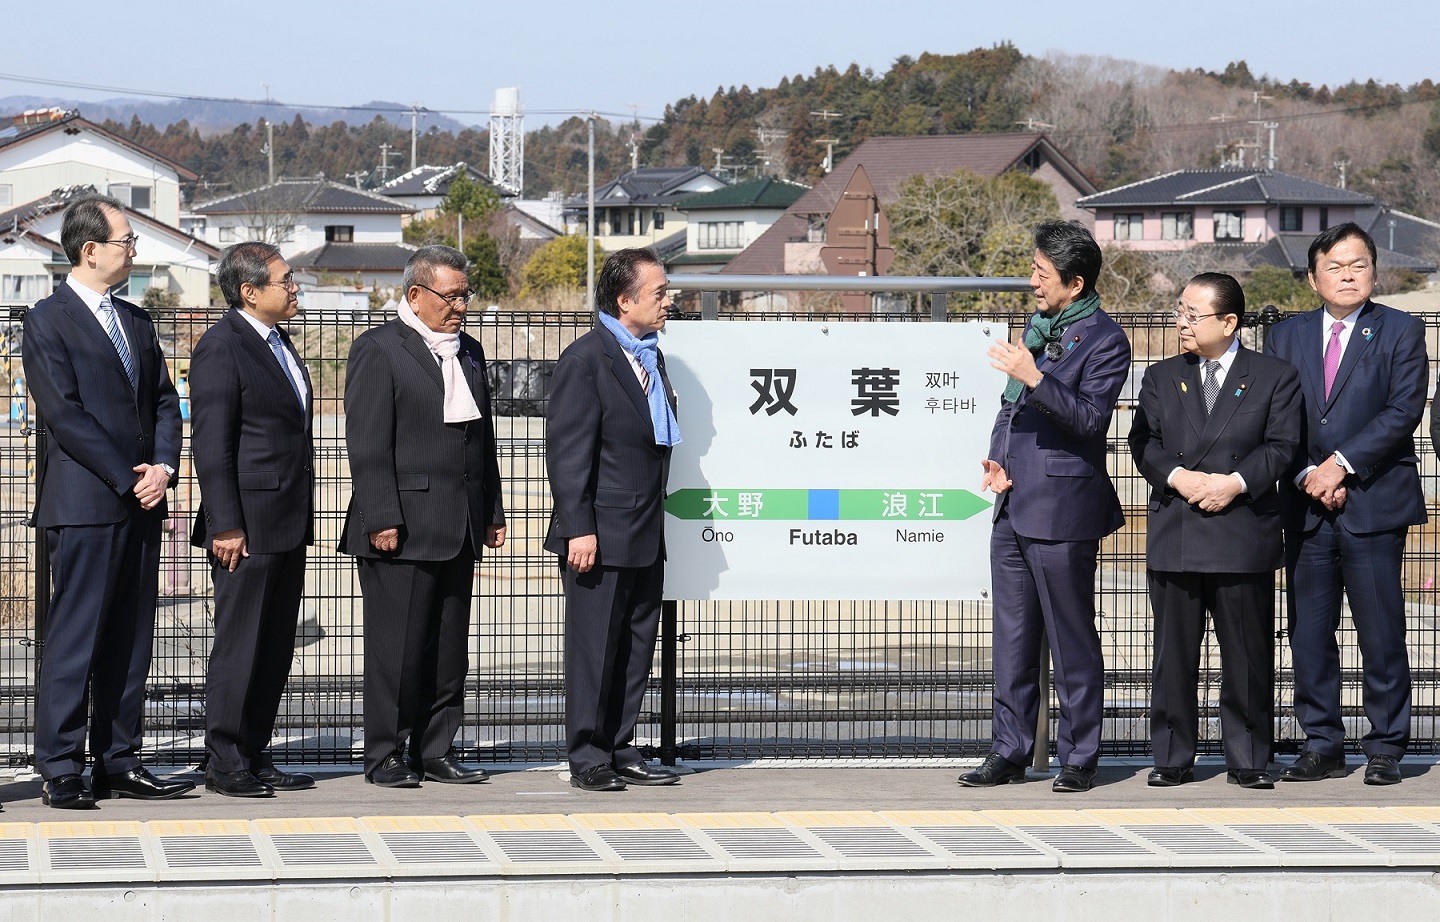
(268, 329), (304, 409)
(99, 292), (138, 390)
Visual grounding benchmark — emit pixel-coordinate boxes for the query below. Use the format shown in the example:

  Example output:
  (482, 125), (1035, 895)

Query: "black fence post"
(659, 599), (678, 765)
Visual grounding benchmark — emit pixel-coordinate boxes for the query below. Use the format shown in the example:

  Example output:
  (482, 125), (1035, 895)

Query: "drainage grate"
(1334, 824), (1440, 854)
(808, 827), (930, 859)
(1123, 825), (1256, 856)
(489, 830), (601, 862)
(270, 833), (376, 866)
(913, 825), (1048, 858)
(1231, 825), (1374, 856)
(379, 831), (488, 864)
(48, 837), (148, 871)
(704, 828), (823, 860)
(596, 829), (712, 862)
(1019, 826), (1152, 857)
(160, 835), (264, 868)
(0, 840), (29, 872)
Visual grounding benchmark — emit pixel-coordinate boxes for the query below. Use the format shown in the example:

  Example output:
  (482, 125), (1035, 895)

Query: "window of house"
(1, 274), (49, 303)
(1161, 212), (1193, 240)
(1113, 213), (1144, 241)
(219, 225), (237, 242)
(699, 221), (743, 250)
(1280, 206), (1303, 232)
(627, 212), (636, 236)
(276, 225), (295, 243)
(1213, 210), (1244, 241)
(610, 213), (622, 235)
(325, 225), (354, 243)
(654, 211), (665, 230)
(0, 185), (12, 207)
(107, 184), (153, 214)
(1319, 207), (1329, 231)
(115, 271), (152, 299)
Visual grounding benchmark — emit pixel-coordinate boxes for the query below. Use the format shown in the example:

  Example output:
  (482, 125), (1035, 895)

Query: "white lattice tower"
(489, 87), (524, 196)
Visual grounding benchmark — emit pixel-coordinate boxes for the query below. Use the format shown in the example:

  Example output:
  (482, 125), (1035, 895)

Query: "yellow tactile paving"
(675, 812), (787, 828)
(38, 821), (144, 838)
(877, 810), (995, 827)
(252, 817), (359, 834)
(982, 810), (1096, 826)
(775, 811), (888, 827)
(0, 824), (35, 839)
(1285, 807), (1402, 824)
(1182, 808), (1299, 825)
(468, 814), (574, 831)
(148, 820), (252, 836)
(361, 816), (466, 833)
(1375, 806), (1440, 823)
(1081, 809), (1192, 825)
(572, 813), (680, 830)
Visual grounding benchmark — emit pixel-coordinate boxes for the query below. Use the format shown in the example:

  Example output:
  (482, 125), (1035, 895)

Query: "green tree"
(1242, 265), (1312, 313)
(519, 236), (604, 298)
(441, 171), (501, 223)
(464, 232), (508, 301)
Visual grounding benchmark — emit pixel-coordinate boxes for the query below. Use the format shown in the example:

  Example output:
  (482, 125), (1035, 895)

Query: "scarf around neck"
(598, 311), (682, 447)
(397, 298), (483, 423)
(1002, 291), (1101, 403)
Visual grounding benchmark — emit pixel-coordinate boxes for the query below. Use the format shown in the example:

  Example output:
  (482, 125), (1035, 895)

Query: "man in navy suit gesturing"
(959, 222), (1131, 794)
(1263, 223), (1428, 786)
(22, 194), (192, 807)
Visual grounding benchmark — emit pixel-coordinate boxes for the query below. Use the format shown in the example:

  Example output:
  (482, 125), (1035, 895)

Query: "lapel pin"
(1362, 327), (1373, 339)
(1181, 381), (1188, 392)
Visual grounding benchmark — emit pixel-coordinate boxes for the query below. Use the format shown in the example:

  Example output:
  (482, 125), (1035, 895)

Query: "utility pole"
(378, 142), (399, 182)
(587, 113), (597, 313)
(1334, 158), (1351, 189)
(261, 119), (275, 185)
(712, 148), (727, 178)
(811, 109), (842, 173)
(1248, 92), (1276, 170)
(409, 103), (423, 172)
(344, 170), (367, 188)
(754, 126), (787, 176)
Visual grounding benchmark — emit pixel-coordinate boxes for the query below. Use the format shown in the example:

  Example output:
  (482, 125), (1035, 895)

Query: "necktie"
(1203, 359), (1220, 414)
(99, 293), (138, 390)
(267, 329), (305, 409)
(637, 364), (650, 393)
(1323, 321), (1344, 399)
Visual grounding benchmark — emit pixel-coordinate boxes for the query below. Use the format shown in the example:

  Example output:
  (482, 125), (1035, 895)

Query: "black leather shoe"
(1147, 766), (1194, 787)
(1280, 751), (1346, 782)
(1363, 755), (1402, 786)
(570, 765), (626, 792)
(252, 766), (316, 791)
(206, 769), (274, 798)
(614, 761), (680, 786)
(1227, 768), (1276, 789)
(366, 753), (421, 788)
(957, 752), (1026, 787)
(92, 767), (195, 800)
(418, 752), (489, 784)
(42, 774), (96, 809)
(1052, 764), (1097, 793)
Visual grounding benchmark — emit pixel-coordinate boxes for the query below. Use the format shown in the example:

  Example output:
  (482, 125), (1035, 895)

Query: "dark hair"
(1307, 222), (1377, 275)
(60, 194), (126, 266)
(595, 247), (662, 317)
(1033, 221), (1102, 297)
(404, 244), (467, 293)
(217, 241), (282, 310)
(1187, 272), (1245, 324)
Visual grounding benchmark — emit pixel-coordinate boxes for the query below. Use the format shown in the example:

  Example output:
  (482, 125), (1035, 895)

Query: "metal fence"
(3, 286), (1440, 768)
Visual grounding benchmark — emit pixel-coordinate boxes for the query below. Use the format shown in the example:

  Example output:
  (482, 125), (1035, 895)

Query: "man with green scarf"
(958, 221), (1131, 794)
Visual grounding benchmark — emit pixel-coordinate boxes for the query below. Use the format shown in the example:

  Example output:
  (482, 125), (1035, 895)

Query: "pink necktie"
(1323, 321), (1344, 399)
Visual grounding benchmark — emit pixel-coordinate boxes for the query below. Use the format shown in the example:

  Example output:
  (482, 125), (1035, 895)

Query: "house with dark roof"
(669, 176), (810, 273)
(721, 133), (1096, 277)
(378, 162), (495, 223)
(192, 175), (416, 286)
(563, 165), (726, 254)
(1076, 167), (1436, 275)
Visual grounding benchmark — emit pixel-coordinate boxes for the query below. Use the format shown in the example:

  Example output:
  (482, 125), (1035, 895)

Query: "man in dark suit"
(341, 244), (506, 788)
(1129, 273), (1301, 790)
(1263, 223), (1428, 786)
(958, 221), (1130, 794)
(22, 194), (194, 807)
(189, 242), (315, 797)
(546, 247), (681, 792)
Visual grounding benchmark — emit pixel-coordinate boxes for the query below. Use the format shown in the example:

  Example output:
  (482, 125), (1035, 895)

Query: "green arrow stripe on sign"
(665, 488), (992, 521)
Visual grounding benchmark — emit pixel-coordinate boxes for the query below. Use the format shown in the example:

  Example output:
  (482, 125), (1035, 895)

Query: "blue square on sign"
(809, 489), (839, 520)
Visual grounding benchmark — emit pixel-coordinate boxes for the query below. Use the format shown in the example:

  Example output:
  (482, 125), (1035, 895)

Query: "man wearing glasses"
(1264, 223), (1429, 786)
(340, 245), (506, 787)
(22, 194), (192, 807)
(189, 242), (315, 797)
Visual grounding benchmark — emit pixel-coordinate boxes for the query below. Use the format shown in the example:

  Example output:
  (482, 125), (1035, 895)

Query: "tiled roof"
(0, 112), (199, 180)
(674, 176), (809, 210)
(1186, 235), (1435, 274)
(378, 162), (493, 197)
(721, 133), (1094, 275)
(288, 242), (418, 272)
(0, 184), (218, 258)
(1356, 206), (1440, 265)
(566, 166), (724, 211)
(1077, 169), (1375, 208)
(193, 176), (413, 215)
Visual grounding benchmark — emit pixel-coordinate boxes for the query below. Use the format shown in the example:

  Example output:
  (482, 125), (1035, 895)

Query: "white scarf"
(397, 299), (482, 424)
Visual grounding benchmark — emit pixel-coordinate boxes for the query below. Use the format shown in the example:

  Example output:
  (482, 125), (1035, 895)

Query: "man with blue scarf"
(958, 222), (1131, 794)
(546, 248), (682, 792)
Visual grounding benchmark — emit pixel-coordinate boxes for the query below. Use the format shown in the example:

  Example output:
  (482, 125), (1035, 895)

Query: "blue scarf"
(598, 311), (682, 447)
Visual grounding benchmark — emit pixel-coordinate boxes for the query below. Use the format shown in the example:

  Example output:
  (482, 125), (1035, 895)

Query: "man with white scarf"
(340, 245), (506, 788)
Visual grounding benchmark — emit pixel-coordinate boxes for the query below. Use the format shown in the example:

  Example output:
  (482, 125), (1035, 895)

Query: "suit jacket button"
(1320, 418), (1327, 424)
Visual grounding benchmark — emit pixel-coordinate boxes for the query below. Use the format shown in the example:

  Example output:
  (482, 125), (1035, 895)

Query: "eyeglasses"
(99, 233), (140, 250)
(416, 283), (474, 307)
(1171, 308), (1219, 325)
(262, 273), (298, 290)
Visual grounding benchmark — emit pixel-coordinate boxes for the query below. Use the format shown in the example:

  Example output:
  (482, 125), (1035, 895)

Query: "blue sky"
(5, 1), (1436, 127)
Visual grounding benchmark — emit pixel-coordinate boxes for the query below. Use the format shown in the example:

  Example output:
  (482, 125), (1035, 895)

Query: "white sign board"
(661, 320), (1005, 601)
